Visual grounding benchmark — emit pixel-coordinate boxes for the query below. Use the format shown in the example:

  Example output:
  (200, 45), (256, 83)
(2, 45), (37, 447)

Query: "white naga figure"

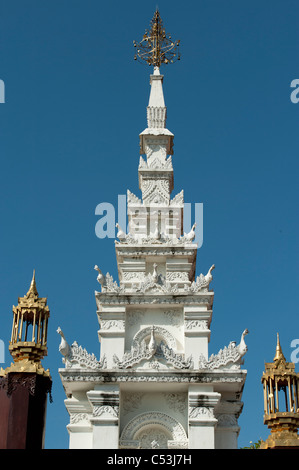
(183, 222), (196, 242)
(94, 265), (105, 287)
(204, 264), (215, 284)
(116, 223), (126, 240)
(57, 327), (71, 361)
(236, 329), (249, 357)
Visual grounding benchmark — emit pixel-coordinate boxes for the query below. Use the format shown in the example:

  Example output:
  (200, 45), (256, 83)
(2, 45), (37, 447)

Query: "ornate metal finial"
(26, 269), (39, 299)
(273, 332), (286, 362)
(133, 9), (180, 67)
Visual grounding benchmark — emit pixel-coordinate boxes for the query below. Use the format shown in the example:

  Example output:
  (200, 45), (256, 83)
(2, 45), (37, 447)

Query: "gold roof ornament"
(0, 271), (51, 378)
(133, 9), (180, 67)
(26, 268), (39, 299)
(260, 333), (299, 449)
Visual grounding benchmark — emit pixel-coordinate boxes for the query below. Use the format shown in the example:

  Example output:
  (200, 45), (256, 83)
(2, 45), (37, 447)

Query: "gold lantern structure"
(260, 333), (299, 449)
(2, 270), (50, 377)
(0, 271), (52, 448)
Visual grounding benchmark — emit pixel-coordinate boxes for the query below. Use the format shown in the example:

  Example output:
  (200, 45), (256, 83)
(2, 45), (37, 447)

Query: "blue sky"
(0, 0), (298, 449)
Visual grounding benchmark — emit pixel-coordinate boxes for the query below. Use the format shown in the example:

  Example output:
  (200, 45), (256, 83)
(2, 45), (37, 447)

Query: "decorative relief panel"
(166, 272), (189, 282)
(93, 405), (119, 418)
(188, 406), (214, 420)
(184, 320), (208, 330)
(100, 319), (125, 331)
(120, 411), (188, 449)
(70, 413), (90, 424)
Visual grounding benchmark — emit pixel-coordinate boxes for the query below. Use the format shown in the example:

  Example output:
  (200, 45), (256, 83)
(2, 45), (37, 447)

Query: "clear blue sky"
(0, 0), (298, 449)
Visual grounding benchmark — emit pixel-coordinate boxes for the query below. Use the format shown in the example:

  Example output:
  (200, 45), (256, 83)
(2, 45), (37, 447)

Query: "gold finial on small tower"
(133, 9), (180, 67)
(26, 269), (39, 299)
(273, 332), (286, 362)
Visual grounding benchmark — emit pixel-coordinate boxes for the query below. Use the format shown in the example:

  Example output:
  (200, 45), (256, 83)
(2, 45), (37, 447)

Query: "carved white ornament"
(113, 337), (193, 370)
(189, 406), (214, 420)
(184, 320), (208, 330)
(100, 319), (125, 330)
(119, 411), (188, 449)
(198, 329), (249, 370)
(133, 325), (177, 350)
(70, 413), (90, 424)
(93, 405), (119, 418)
(61, 341), (106, 370)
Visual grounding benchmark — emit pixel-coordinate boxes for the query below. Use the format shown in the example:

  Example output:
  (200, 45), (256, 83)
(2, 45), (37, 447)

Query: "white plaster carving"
(93, 405), (119, 418)
(198, 329), (249, 370)
(113, 336), (193, 370)
(166, 272), (189, 282)
(70, 413), (90, 424)
(133, 326), (177, 350)
(189, 406), (214, 420)
(184, 265), (215, 292)
(120, 412), (188, 449)
(100, 319), (125, 330)
(127, 189), (142, 205)
(185, 320), (208, 330)
(59, 339), (106, 370)
(170, 190), (184, 206)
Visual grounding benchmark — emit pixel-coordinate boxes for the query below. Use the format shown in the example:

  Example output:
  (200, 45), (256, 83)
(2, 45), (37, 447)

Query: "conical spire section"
(26, 269), (39, 298)
(147, 67), (167, 129)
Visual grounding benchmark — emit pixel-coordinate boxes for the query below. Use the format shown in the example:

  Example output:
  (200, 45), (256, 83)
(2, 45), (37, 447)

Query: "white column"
(65, 396), (93, 449)
(184, 306), (212, 364)
(188, 385), (220, 449)
(215, 398), (242, 449)
(97, 306), (126, 368)
(87, 385), (120, 449)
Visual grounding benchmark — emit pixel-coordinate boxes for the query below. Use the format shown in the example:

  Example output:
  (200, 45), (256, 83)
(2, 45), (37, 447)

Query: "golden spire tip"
(26, 269), (39, 298)
(273, 332), (285, 362)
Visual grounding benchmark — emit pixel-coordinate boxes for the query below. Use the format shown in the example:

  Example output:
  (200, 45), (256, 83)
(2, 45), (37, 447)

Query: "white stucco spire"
(148, 67), (165, 107)
(140, 67), (173, 155)
(147, 66), (166, 128)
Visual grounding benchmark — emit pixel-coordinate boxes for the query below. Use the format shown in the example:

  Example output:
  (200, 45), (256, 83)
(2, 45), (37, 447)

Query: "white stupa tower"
(58, 10), (248, 449)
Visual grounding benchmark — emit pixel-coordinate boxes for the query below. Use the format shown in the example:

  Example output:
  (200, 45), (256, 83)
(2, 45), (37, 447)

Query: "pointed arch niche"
(119, 411), (188, 449)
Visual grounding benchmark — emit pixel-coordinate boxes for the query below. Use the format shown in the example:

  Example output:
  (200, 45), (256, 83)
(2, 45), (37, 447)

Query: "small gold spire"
(26, 269), (39, 298)
(273, 332), (286, 362)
